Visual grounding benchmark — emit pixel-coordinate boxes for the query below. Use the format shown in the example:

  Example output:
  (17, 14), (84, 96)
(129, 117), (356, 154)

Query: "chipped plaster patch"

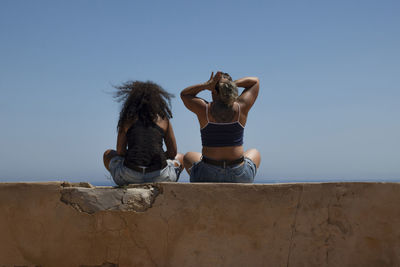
(60, 185), (160, 214)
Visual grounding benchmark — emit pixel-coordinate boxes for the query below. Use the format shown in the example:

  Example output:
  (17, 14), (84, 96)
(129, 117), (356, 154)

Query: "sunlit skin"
(181, 71), (261, 175)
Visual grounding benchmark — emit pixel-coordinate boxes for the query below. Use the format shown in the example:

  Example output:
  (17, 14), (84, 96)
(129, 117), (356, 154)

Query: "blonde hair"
(217, 81), (238, 106)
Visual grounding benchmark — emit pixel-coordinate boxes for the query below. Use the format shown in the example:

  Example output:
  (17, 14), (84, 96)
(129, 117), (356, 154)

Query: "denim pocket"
(231, 164), (245, 177)
(191, 162), (222, 182)
(189, 161), (201, 182)
(229, 163), (254, 183)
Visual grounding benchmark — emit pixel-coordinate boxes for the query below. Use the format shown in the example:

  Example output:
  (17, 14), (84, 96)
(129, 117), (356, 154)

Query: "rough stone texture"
(0, 182), (400, 266)
(60, 185), (160, 213)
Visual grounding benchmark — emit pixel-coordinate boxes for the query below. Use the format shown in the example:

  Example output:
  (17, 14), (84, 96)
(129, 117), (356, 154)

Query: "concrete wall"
(0, 182), (400, 267)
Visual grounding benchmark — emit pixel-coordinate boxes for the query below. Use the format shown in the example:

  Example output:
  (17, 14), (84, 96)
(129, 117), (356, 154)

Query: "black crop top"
(124, 120), (167, 170)
(200, 103), (244, 147)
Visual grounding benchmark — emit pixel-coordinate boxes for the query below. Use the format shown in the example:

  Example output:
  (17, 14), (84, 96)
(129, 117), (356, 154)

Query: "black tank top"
(201, 102), (244, 147)
(123, 120), (167, 170)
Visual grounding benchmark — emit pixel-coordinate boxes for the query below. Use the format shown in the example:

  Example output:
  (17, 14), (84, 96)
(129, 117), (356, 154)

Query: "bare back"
(200, 101), (247, 161)
(181, 74), (260, 162)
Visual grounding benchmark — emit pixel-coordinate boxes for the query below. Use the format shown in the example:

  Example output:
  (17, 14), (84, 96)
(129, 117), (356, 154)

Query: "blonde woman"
(181, 72), (260, 183)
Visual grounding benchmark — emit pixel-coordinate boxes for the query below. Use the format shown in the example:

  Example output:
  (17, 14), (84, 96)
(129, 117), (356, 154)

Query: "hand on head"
(206, 71), (222, 93)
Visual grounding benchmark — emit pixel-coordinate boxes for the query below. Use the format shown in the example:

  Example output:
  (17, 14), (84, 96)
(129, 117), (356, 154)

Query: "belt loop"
(223, 161), (226, 169)
(138, 166), (147, 175)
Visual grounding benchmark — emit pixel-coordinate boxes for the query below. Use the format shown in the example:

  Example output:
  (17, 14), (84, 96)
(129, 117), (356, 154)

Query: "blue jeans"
(190, 157), (257, 183)
(109, 156), (182, 186)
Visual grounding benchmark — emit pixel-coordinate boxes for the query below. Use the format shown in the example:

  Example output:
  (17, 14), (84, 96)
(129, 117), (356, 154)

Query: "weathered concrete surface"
(60, 185), (160, 213)
(0, 182), (400, 267)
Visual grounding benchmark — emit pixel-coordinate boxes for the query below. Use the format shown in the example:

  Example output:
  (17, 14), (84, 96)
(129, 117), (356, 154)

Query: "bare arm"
(164, 120), (177, 159)
(235, 77), (260, 114)
(116, 129), (127, 156)
(180, 72), (222, 115)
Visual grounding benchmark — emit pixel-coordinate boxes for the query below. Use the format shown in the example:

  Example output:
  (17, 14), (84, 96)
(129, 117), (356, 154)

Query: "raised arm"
(180, 72), (222, 115)
(235, 77), (260, 114)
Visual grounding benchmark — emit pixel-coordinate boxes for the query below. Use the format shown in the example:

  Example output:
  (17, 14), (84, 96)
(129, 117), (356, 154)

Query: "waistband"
(201, 156), (244, 168)
(125, 161), (167, 174)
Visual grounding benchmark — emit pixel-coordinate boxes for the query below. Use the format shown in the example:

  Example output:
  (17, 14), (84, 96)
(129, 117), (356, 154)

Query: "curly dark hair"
(113, 80), (174, 131)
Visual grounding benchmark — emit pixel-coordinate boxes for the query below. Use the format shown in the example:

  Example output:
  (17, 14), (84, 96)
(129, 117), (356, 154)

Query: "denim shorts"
(190, 157), (257, 183)
(109, 156), (182, 186)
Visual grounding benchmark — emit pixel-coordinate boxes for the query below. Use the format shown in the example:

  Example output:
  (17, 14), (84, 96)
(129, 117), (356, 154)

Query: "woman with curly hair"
(103, 80), (183, 185)
(181, 71), (261, 183)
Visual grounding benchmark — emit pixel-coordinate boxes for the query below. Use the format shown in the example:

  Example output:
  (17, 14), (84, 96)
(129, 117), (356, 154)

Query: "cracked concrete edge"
(59, 184), (163, 214)
(57, 182), (381, 216)
(61, 181), (95, 188)
(286, 184), (304, 267)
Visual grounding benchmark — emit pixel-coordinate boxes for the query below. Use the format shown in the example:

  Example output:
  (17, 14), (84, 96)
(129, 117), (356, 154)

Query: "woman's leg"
(103, 149), (119, 171)
(183, 152), (202, 175)
(244, 148), (261, 168)
(175, 153), (184, 172)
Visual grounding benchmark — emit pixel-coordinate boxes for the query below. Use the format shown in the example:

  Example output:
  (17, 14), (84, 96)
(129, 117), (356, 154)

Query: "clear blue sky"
(1, 0), (399, 184)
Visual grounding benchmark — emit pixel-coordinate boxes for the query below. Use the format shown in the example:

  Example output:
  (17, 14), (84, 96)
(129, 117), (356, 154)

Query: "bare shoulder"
(123, 119), (136, 134)
(156, 117), (169, 132)
(236, 99), (248, 114)
(190, 97), (208, 117)
(236, 77), (260, 114)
